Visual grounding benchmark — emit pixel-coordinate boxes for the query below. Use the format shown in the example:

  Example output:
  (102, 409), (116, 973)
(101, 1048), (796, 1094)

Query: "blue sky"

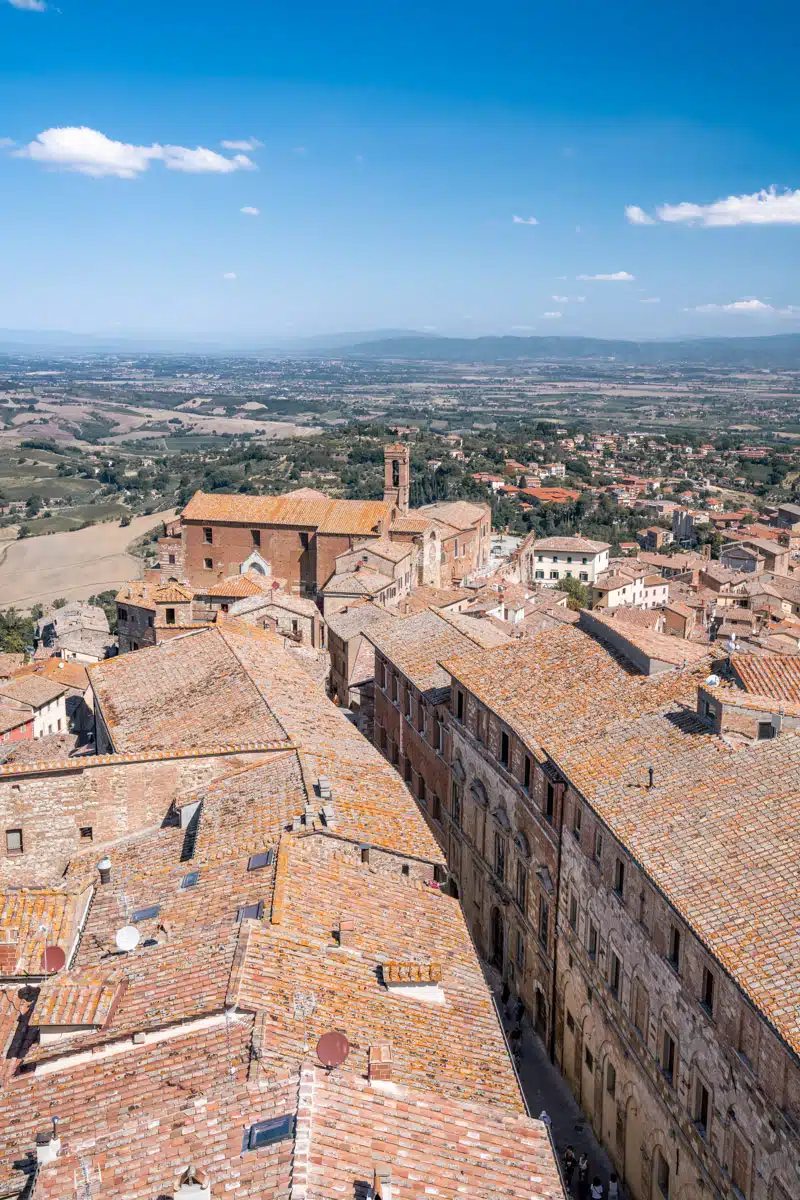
(2, 0), (799, 339)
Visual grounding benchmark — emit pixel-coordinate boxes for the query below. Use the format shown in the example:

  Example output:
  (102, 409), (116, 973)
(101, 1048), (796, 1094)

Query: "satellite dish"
(316, 1030), (350, 1070)
(115, 925), (140, 953)
(41, 945), (66, 974)
(704, 674), (721, 687)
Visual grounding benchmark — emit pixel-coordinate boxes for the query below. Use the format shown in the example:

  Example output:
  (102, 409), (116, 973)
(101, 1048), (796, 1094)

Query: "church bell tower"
(383, 443), (410, 516)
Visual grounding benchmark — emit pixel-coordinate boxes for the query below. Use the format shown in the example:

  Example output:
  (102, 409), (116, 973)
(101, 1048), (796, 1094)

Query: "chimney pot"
(35, 1131), (61, 1166)
(337, 915), (355, 946)
(372, 1161), (392, 1200)
(97, 856), (112, 885)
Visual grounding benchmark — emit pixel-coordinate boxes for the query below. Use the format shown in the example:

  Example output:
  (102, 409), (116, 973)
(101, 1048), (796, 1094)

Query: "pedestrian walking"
(608, 1173), (619, 1200)
(590, 1175), (604, 1200)
(539, 1109), (552, 1129)
(563, 1145), (576, 1191)
(576, 1153), (590, 1200)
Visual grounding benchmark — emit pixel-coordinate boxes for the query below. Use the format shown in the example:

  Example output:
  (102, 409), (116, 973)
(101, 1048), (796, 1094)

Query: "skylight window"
(236, 900), (264, 922)
(247, 1113), (294, 1150)
(247, 850), (274, 872)
(132, 904), (160, 923)
(180, 871), (200, 889)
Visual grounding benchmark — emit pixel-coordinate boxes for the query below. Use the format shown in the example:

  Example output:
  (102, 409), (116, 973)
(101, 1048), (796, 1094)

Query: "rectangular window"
(757, 720), (775, 740)
(515, 929), (525, 970)
(494, 834), (506, 882)
(168, 553), (176, 565)
(655, 1150), (670, 1199)
(608, 949), (621, 997)
(248, 1114), (295, 1150)
(236, 900), (264, 922)
(538, 894), (549, 950)
(585, 1047), (594, 1072)
(593, 829), (603, 862)
(544, 782), (554, 823)
(572, 803), (582, 839)
(451, 783), (462, 829)
(6, 829), (23, 855)
(456, 690), (464, 721)
(668, 926), (681, 970)
(550, 570), (559, 580)
(568, 892), (578, 930)
(404, 758), (413, 785)
(118, 606), (127, 622)
(165, 607), (176, 625)
(203, 557), (213, 570)
(633, 981), (648, 1037)
(299, 532), (309, 550)
(523, 755), (531, 790)
(500, 730), (510, 767)
(694, 1079), (710, 1137)
(613, 858), (625, 899)
(79, 826), (93, 840)
(405, 689), (412, 719)
(701, 967), (715, 1016)
(417, 703), (425, 734)
(251, 529), (261, 547)
(417, 775), (426, 805)
(516, 863), (527, 911)
(203, 527), (213, 544)
(606, 1061), (616, 1096)
(661, 1029), (676, 1085)
(587, 920), (598, 960)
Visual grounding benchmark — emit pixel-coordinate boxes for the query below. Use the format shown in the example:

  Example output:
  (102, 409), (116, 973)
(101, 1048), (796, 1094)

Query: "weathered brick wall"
(0, 749), (276, 883)
(183, 522), (316, 591)
(117, 605), (155, 654)
(556, 788), (800, 1200)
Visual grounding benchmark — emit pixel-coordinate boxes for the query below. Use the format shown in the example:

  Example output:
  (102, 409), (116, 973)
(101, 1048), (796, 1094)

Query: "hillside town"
(0, 441), (797, 1200)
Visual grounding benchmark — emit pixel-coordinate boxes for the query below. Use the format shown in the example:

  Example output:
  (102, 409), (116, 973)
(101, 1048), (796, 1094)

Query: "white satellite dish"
(704, 674), (721, 687)
(115, 925), (140, 953)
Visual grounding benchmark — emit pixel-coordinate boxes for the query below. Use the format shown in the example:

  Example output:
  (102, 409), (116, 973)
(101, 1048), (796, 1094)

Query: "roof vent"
(337, 915), (355, 947)
(372, 1161), (393, 1200)
(317, 776), (332, 801)
(382, 961), (444, 1004)
(35, 1121), (60, 1166)
(97, 856), (112, 885)
(175, 1164), (211, 1200)
(320, 803), (336, 827)
(368, 1043), (393, 1084)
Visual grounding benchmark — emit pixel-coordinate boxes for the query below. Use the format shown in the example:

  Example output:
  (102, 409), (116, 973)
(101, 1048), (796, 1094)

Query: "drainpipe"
(549, 780), (566, 1064)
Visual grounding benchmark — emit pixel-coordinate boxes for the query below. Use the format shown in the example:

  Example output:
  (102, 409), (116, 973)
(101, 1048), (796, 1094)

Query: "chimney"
(372, 1161), (392, 1200)
(35, 1121), (60, 1166)
(648, 766), (654, 789)
(368, 1043), (393, 1083)
(337, 915), (355, 947)
(97, 856), (112, 885)
(175, 1164), (211, 1200)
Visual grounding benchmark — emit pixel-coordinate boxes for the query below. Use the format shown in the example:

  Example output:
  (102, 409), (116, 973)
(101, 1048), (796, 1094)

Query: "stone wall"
(555, 784), (800, 1200)
(0, 748), (278, 883)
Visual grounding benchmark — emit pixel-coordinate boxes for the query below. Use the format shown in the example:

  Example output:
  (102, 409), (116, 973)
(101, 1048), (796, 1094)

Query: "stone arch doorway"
(449, 877), (460, 900)
(490, 906), (504, 971)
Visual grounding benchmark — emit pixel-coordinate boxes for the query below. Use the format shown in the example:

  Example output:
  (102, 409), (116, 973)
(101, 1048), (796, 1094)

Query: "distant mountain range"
(337, 333), (800, 368)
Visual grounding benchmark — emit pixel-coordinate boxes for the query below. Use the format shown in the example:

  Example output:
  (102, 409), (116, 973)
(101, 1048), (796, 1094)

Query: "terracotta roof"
(0, 706), (31, 735)
(367, 609), (508, 695)
(417, 498), (488, 530)
(116, 580), (157, 611)
(325, 600), (399, 641)
(0, 675), (67, 709)
(89, 628), (290, 752)
(0, 733), (80, 766)
(201, 574), (266, 598)
(152, 582), (194, 603)
(586, 608), (711, 668)
(0, 886), (92, 976)
(182, 489), (390, 536)
(0, 653), (23, 678)
(322, 568), (394, 596)
(531, 535), (610, 553)
(400, 584), (473, 614)
(346, 536), (412, 563)
(731, 653), (800, 703)
(13, 658), (90, 691)
(389, 515), (432, 534)
(31, 976), (123, 1028)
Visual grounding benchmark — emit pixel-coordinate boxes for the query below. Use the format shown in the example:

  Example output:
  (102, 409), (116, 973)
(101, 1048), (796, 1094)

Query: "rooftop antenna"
(293, 990), (316, 1053)
(75, 1158), (101, 1200)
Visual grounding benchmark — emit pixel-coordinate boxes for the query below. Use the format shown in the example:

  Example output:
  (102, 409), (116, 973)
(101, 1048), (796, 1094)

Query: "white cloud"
(625, 204), (656, 226)
(512, 215), (538, 225)
(639, 297), (660, 303)
(293, 146), (306, 154)
(576, 271), (635, 281)
(0, 137), (14, 149)
(574, 295), (586, 302)
(691, 298), (773, 313)
(511, 324), (536, 332)
(221, 137), (262, 151)
(14, 126), (255, 179)
(8, 0), (46, 10)
(240, 206), (260, 216)
(222, 272), (237, 280)
(542, 311), (563, 319)
(552, 295), (569, 303)
(629, 187), (800, 228)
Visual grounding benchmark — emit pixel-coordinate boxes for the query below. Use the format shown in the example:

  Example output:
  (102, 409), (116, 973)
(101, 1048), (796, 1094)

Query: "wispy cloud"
(0, 137), (14, 149)
(293, 146), (306, 155)
(511, 324), (536, 332)
(221, 137), (262, 151)
(512, 215), (539, 225)
(625, 204), (656, 226)
(690, 298), (776, 313)
(542, 311), (563, 319)
(626, 187), (800, 228)
(14, 127), (256, 178)
(639, 297), (660, 303)
(8, 0), (46, 10)
(222, 272), (237, 281)
(552, 295), (569, 303)
(240, 206), (260, 216)
(576, 271), (635, 281)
